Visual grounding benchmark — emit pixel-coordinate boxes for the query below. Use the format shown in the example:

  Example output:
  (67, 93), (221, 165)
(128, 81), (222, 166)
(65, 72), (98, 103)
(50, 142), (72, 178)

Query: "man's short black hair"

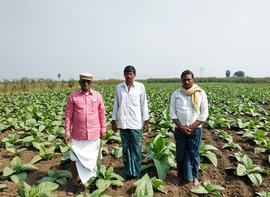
(124, 65), (136, 74)
(181, 70), (194, 79)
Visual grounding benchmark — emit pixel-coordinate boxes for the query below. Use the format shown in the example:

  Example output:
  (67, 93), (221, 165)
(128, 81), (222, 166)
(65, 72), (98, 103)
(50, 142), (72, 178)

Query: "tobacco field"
(0, 82), (270, 197)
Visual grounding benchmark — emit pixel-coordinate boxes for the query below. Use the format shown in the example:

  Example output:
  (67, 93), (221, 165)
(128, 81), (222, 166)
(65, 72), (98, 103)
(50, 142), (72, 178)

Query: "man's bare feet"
(193, 178), (201, 187)
(173, 176), (182, 186)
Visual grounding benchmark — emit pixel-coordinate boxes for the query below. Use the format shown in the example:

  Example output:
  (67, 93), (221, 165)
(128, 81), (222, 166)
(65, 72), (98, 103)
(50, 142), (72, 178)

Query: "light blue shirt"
(112, 81), (149, 129)
(170, 89), (209, 127)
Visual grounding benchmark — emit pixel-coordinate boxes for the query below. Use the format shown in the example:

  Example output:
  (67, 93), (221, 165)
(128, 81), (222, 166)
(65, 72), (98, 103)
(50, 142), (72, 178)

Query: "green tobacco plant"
(159, 109), (175, 130)
(134, 173), (154, 197)
(105, 130), (121, 144)
(190, 180), (225, 197)
(142, 134), (176, 180)
(95, 164), (124, 193)
(18, 181), (59, 197)
(226, 153), (268, 185)
(55, 139), (69, 153)
(208, 114), (231, 129)
(254, 138), (270, 154)
(222, 140), (242, 151)
(30, 142), (55, 164)
(1, 130), (22, 147)
(1, 156), (37, 183)
(37, 169), (71, 185)
(6, 145), (27, 156)
(200, 143), (218, 167)
(134, 174), (166, 196)
(151, 176), (166, 194)
(112, 146), (122, 159)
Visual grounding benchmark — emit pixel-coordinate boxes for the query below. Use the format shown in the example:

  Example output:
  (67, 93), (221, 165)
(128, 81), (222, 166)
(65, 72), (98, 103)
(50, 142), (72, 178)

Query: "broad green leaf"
(22, 136), (34, 143)
(37, 177), (55, 184)
(247, 173), (262, 185)
(110, 180), (124, 187)
(10, 172), (27, 183)
(38, 125), (46, 132)
(134, 174), (153, 197)
(190, 186), (209, 194)
(236, 164), (247, 176)
(3, 166), (15, 177)
(48, 134), (57, 142)
(30, 155), (42, 164)
(55, 177), (68, 185)
(96, 179), (111, 191)
(25, 118), (37, 127)
(204, 152), (218, 167)
(151, 177), (166, 194)
(153, 158), (170, 180)
(36, 181), (59, 193)
(10, 156), (22, 169)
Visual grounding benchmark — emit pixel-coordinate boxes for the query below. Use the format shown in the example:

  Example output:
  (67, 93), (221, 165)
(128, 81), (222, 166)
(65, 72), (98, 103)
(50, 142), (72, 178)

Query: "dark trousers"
(174, 127), (202, 181)
(120, 129), (142, 178)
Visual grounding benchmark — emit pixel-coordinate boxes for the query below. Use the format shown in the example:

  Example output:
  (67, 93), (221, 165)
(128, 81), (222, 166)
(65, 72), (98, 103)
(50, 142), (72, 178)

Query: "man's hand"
(143, 121), (149, 132)
(179, 126), (192, 136)
(111, 120), (118, 132)
(100, 132), (106, 140)
(65, 135), (71, 144)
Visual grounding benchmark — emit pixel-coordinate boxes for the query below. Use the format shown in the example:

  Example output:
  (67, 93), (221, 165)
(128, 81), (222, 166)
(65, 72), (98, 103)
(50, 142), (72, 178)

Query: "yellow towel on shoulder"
(181, 84), (203, 113)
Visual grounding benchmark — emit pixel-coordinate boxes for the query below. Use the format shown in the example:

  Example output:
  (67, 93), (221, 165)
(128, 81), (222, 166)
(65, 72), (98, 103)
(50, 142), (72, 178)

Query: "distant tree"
(57, 73), (61, 80)
(225, 70), (231, 78)
(233, 71), (245, 77)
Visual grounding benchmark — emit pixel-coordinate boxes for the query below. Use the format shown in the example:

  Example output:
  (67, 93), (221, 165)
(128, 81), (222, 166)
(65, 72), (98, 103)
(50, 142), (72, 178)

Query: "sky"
(1, 0), (270, 81)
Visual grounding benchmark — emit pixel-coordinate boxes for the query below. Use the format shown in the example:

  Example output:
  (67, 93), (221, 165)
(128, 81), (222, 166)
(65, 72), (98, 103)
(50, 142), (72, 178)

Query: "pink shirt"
(65, 89), (106, 140)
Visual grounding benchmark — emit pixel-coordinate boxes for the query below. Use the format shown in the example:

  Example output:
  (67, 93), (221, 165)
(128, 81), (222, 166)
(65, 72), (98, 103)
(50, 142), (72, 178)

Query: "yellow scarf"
(181, 84), (203, 113)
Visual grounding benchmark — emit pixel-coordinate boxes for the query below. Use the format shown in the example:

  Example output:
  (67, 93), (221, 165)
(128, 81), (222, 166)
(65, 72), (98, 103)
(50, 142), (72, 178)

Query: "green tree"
(233, 71), (245, 77)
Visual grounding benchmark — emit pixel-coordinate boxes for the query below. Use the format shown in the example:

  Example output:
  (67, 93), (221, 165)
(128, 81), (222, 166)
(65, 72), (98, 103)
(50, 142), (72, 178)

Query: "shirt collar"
(79, 89), (93, 95)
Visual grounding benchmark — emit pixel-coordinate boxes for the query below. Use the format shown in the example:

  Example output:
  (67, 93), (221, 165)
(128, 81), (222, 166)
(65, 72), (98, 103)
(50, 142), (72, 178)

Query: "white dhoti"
(70, 138), (101, 184)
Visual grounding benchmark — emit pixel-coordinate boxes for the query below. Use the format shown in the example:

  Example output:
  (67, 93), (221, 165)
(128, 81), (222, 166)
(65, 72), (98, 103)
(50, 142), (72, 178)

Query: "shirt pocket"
(131, 95), (140, 106)
(90, 100), (99, 112)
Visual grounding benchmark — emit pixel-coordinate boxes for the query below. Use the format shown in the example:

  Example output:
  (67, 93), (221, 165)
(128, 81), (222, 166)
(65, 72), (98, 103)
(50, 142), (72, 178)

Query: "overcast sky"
(1, 0), (270, 81)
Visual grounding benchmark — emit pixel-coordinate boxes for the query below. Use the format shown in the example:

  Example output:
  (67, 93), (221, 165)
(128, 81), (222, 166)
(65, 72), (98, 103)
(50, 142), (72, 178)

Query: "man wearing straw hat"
(64, 72), (106, 195)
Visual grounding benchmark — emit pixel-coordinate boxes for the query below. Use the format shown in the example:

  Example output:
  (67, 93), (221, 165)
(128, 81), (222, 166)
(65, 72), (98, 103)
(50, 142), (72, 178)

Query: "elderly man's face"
(79, 79), (92, 92)
(181, 74), (194, 89)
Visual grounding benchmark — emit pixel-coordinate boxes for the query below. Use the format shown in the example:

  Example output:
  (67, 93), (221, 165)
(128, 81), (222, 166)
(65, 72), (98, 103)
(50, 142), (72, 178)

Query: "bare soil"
(0, 128), (270, 197)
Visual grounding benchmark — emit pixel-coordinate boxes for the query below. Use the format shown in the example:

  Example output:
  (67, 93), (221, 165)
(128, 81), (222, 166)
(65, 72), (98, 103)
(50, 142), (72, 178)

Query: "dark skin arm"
(172, 119), (204, 135)
(65, 135), (71, 144)
(111, 120), (118, 132)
